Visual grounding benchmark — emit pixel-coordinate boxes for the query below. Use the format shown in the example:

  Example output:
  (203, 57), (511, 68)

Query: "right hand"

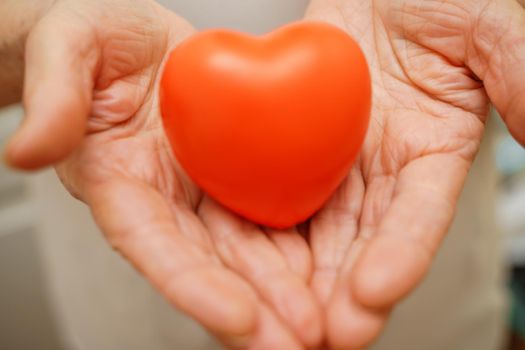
(5, 0), (322, 348)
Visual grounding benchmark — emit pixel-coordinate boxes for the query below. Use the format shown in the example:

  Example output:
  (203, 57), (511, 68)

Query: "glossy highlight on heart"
(160, 21), (371, 228)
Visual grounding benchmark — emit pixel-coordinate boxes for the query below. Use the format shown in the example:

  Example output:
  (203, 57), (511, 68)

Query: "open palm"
(8, 0), (525, 349)
(7, 0), (322, 349)
(305, 0), (525, 348)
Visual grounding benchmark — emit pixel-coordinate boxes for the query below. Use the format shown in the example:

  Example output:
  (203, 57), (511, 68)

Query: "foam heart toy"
(160, 22), (371, 228)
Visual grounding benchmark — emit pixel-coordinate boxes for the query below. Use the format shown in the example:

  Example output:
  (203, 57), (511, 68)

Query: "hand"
(4, 0), (322, 348)
(304, 0), (525, 348)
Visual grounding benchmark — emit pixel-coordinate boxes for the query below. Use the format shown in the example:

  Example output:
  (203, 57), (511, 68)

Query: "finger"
(327, 293), (388, 350)
(219, 303), (303, 350)
(85, 178), (258, 342)
(463, 0), (525, 145)
(351, 154), (467, 308)
(322, 172), (391, 348)
(0, 0), (53, 106)
(199, 198), (323, 348)
(5, 8), (98, 170)
(309, 168), (365, 304)
(324, 240), (389, 349)
(265, 227), (313, 282)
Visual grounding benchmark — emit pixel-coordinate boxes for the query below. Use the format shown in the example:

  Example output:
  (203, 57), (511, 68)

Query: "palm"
(11, 0), (523, 349)
(47, 1), (322, 349)
(305, 0), (490, 348)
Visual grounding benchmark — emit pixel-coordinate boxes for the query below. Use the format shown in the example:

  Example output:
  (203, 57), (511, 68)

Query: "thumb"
(468, 0), (525, 145)
(5, 8), (98, 170)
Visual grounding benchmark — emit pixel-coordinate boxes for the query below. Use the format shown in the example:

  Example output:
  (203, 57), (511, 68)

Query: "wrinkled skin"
(5, 0), (525, 349)
(305, 0), (525, 348)
(8, 1), (321, 349)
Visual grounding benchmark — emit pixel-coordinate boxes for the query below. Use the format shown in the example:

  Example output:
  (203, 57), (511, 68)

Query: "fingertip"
(250, 304), (304, 350)
(4, 118), (84, 170)
(327, 291), (387, 350)
(4, 132), (47, 171)
(351, 236), (430, 309)
(11, 81), (90, 170)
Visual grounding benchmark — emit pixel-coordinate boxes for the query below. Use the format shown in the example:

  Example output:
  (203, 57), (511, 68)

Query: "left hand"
(304, 0), (525, 348)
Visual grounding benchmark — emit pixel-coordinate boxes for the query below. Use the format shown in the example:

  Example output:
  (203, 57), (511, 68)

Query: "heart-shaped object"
(160, 21), (371, 228)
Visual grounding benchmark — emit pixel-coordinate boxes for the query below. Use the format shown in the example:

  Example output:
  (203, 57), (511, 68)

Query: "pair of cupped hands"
(6, 0), (525, 348)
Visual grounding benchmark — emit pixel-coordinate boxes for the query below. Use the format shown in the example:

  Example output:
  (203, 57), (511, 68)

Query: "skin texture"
(305, 0), (525, 348)
(4, 0), (319, 349)
(2, 0), (525, 349)
(0, 0), (53, 105)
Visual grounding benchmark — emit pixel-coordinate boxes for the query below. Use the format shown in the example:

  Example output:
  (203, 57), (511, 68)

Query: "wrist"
(0, 0), (54, 106)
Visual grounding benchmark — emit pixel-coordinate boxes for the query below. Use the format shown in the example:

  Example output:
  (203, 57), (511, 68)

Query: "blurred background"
(495, 117), (525, 350)
(1, 0), (525, 350)
(0, 106), (64, 349)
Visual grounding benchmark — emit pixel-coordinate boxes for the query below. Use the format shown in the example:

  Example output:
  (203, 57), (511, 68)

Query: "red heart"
(160, 22), (371, 228)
